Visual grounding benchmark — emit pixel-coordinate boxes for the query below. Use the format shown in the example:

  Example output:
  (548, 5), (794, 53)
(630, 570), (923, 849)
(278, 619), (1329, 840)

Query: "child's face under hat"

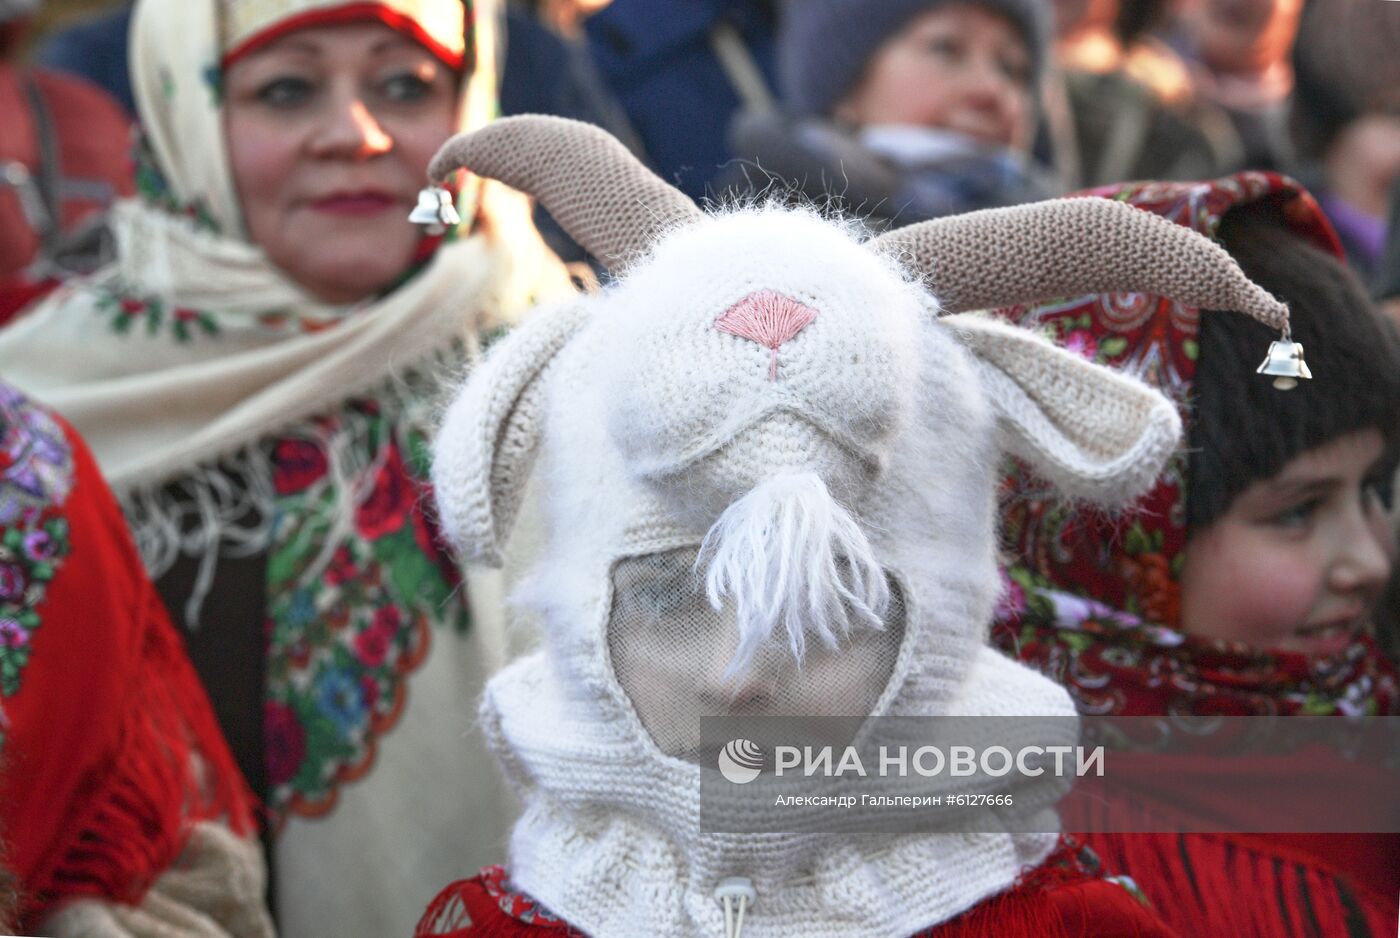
(1180, 428), (1394, 655)
(996, 173), (1400, 660)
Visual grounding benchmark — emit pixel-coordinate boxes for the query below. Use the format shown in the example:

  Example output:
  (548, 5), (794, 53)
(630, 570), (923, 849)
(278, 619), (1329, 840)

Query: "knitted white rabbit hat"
(428, 117), (1290, 938)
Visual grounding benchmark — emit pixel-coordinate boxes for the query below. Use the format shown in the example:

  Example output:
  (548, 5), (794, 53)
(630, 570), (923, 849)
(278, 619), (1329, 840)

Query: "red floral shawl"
(0, 382), (255, 929)
(990, 172), (1399, 937)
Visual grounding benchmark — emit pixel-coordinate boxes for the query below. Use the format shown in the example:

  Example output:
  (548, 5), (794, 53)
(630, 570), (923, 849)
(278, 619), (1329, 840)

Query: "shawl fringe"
(120, 347), (463, 626)
(21, 587), (257, 927)
(1077, 828), (1393, 938)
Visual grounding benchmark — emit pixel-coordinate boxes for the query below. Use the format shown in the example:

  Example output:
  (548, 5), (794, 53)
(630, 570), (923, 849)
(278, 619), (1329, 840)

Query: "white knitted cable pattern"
(460, 212), (1061, 936)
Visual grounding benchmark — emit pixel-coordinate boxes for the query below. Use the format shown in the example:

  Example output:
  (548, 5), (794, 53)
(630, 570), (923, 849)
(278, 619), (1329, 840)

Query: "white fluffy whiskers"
(696, 472), (890, 681)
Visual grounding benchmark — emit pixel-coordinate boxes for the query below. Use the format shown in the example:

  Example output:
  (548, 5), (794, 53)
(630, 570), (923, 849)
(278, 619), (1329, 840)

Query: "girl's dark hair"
(1186, 200), (1400, 531)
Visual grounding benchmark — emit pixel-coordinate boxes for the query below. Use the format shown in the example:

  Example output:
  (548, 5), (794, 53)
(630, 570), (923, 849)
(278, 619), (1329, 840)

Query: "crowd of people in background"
(6, 0), (1400, 308)
(0, 0), (1397, 935)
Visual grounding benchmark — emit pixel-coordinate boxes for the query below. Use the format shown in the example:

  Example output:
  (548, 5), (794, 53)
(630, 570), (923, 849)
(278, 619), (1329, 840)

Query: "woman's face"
(833, 4), (1034, 151)
(224, 22), (458, 305)
(1180, 429), (1395, 656)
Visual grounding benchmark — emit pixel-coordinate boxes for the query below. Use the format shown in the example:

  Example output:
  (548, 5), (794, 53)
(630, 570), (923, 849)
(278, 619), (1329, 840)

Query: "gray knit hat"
(778, 0), (1050, 118)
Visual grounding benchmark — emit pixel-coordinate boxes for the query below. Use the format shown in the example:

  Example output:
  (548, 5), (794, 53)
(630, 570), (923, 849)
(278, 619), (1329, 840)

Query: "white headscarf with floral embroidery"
(0, 0), (570, 589)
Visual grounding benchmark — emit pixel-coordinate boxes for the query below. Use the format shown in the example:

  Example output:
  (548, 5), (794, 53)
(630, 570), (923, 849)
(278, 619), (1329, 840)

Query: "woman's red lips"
(310, 192), (397, 215)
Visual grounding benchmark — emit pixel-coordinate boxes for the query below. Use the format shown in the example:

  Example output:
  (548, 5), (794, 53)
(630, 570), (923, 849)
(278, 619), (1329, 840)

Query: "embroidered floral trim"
(264, 399), (468, 829)
(96, 286), (222, 341)
(94, 278), (362, 341)
(0, 385), (75, 701)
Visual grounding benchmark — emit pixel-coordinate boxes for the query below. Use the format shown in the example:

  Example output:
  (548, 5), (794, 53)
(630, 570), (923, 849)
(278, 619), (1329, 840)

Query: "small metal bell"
(1256, 339), (1312, 390)
(408, 186), (460, 230)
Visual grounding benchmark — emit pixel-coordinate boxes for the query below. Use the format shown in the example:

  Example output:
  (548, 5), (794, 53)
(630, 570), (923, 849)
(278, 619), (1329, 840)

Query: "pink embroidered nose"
(714, 290), (819, 381)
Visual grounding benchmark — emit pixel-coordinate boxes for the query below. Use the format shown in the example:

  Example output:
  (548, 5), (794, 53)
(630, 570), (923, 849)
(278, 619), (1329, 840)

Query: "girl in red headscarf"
(992, 172), (1400, 938)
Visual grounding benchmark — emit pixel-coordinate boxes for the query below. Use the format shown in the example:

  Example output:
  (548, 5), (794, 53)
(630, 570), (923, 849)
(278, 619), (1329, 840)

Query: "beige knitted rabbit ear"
(944, 314), (1183, 507)
(431, 303), (589, 566)
(430, 115), (703, 270)
(876, 198), (1290, 333)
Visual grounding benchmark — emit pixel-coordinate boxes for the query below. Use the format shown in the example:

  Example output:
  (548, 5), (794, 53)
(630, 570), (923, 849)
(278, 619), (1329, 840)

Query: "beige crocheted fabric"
(876, 198), (1290, 329)
(430, 115), (702, 270)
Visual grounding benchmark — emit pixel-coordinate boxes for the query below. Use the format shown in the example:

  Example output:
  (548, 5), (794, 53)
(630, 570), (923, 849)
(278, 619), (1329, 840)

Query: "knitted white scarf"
(483, 554), (1072, 938)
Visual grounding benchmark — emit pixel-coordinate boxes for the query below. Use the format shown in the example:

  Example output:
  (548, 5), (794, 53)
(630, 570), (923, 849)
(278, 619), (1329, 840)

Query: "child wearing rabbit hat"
(410, 116), (1294, 938)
